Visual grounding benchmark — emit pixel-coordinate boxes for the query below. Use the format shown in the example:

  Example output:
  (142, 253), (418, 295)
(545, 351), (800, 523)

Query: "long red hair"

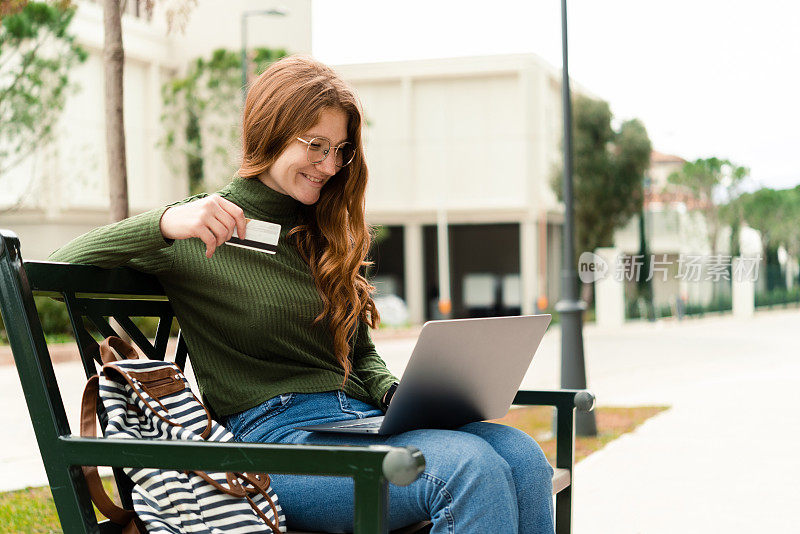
(237, 55), (379, 383)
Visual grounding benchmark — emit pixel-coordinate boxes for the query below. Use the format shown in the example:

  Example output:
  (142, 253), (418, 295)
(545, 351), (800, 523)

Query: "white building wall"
(410, 74), (526, 211)
(335, 54), (565, 222)
(166, 0), (311, 68)
(334, 54), (568, 318)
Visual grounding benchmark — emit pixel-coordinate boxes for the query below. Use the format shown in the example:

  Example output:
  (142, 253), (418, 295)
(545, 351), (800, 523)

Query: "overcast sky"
(312, 0), (800, 190)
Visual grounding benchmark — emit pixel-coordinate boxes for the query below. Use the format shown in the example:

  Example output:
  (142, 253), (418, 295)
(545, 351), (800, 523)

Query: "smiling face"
(257, 107), (349, 205)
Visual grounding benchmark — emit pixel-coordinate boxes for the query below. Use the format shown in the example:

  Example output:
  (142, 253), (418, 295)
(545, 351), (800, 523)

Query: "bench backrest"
(0, 229), (185, 529)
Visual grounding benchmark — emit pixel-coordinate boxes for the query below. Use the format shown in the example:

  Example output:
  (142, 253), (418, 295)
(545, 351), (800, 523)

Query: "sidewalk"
(2, 308), (799, 532)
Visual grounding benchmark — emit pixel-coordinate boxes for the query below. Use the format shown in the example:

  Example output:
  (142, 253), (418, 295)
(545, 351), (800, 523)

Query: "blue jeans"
(223, 391), (555, 534)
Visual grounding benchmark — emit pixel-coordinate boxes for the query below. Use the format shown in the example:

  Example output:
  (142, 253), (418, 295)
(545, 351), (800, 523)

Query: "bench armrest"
(58, 436), (425, 487)
(513, 389), (596, 412)
(512, 389), (596, 474)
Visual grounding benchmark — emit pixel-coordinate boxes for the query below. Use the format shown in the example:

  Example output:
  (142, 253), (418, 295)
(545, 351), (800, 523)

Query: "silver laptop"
(295, 314), (551, 435)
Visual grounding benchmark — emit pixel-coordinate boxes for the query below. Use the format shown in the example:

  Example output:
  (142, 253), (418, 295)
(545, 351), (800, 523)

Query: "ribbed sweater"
(49, 177), (398, 417)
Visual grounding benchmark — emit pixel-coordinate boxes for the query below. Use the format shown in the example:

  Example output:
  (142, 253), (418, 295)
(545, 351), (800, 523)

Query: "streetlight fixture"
(556, 0), (597, 436)
(241, 8), (288, 102)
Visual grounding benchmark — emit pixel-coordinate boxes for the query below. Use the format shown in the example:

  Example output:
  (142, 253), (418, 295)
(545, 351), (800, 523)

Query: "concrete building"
(0, 0), (311, 260)
(335, 54), (570, 323)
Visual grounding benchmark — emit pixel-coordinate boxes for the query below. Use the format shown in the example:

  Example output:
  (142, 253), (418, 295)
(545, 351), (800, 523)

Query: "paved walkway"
(2, 308), (799, 532)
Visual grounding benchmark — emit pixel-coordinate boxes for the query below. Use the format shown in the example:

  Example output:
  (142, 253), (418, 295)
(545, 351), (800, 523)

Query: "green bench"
(0, 229), (595, 533)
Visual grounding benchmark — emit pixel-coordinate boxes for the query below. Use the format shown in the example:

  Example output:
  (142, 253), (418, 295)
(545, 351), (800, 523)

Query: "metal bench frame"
(0, 230), (594, 533)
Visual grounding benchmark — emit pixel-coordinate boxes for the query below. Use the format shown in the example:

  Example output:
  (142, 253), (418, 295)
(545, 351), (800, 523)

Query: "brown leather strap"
(240, 472), (282, 534)
(245, 494), (281, 534)
(190, 471), (281, 532)
(104, 361), (214, 438)
(191, 470), (246, 497)
(79, 374), (136, 526)
(243, 472), (272, 493)
(100, 336), (140, 364)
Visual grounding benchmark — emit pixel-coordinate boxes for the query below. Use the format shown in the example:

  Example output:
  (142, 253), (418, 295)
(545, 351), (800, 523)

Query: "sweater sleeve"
(48, 205), (175, 274)
(351, 321), (399, 409)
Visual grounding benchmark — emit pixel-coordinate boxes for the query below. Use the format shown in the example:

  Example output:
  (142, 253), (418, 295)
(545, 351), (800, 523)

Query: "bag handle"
(104, 361), (215, 440)
(100, 335), (214, 439)
(79, 374), (139, 527)
(99, 336), (140, 364)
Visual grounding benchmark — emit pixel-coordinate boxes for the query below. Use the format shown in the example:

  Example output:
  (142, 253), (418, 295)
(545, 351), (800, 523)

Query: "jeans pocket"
(234, 393), (295, 442)
(338, 391), (382, 418)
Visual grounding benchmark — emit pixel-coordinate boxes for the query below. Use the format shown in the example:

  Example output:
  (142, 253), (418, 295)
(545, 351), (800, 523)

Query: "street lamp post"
(556, 0), (597, 436)
(241, 8), (288, 103)
(638, 174), (654, 320)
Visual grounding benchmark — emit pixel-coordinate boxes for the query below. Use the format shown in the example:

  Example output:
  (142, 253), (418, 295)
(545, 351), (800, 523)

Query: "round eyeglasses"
(296, 137), (356, 169)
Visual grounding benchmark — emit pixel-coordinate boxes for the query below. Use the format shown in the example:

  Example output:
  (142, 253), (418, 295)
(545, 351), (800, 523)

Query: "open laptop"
(295, 314), (551, 435)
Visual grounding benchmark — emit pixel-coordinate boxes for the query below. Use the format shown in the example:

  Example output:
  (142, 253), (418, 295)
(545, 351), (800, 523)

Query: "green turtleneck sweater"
(49, 177), (398, 417)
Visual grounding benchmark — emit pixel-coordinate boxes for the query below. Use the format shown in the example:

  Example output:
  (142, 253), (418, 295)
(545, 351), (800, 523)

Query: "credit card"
(225, 219), (280, 254)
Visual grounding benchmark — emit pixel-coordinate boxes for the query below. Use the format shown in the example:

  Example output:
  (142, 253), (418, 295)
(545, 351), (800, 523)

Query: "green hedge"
(624, 287), (800, 321)
(755, 287), (800, 308)
(626, 295), (733, 320)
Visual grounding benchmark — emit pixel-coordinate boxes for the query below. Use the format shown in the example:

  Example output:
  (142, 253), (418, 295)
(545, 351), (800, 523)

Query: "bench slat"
(25, 260), (165, 296)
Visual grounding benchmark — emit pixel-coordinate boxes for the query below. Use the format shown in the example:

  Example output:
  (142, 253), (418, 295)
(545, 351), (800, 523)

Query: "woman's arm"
(49, 206), (176, 273)
(351, 321), (400, 410)
(49, 194), (248, 272)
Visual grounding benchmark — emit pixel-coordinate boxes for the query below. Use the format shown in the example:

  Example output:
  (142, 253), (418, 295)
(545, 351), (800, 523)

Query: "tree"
(552, 95), (653, 304)
(722, 185), (800, 291)
(726, 185), (800, 258)
(668, 157), (749, 257)
(160, 47), (287, 194)
(103, 0), (126, 221)
(0, 1), (87, 185)
(101, 0), (196, 222)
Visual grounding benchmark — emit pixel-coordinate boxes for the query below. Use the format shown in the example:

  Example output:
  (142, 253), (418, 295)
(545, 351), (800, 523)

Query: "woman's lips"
(300, 172), (325, 186)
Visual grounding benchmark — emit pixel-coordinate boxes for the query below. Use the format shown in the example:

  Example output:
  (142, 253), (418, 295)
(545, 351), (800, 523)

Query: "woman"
(50, 55), (555, 533)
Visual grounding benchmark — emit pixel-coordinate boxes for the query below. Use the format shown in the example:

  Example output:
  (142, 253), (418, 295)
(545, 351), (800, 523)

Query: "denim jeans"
(223, 391), (555, 534)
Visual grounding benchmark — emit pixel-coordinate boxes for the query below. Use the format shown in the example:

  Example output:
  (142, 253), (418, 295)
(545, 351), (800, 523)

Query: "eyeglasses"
(296, 137), (356, 169)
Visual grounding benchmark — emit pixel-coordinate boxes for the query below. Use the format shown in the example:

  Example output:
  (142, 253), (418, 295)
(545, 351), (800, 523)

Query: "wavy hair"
(237, 55), (379, 383)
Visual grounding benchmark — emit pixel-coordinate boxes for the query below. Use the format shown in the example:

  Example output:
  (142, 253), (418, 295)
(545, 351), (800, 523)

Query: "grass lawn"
(0, 405), (668, 532)
(0, 476), (117, 533)
(493, 404), (670, 464)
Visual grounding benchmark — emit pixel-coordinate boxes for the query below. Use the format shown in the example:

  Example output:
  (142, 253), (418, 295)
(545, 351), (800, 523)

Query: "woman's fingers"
(213, 207), (238, 243)
(205, 215), (230, 250)
(217, 197), (247, 240)
(197, 226), (218, 259)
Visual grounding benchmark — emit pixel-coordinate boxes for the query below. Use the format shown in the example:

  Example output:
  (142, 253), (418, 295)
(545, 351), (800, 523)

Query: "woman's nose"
(317, 153), (338, 176)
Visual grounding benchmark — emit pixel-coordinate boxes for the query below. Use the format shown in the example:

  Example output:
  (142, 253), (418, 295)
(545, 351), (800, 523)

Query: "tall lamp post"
(637, 174), (654, 320)
(241, 8), (288, 102)
(555, 0), (597, 436)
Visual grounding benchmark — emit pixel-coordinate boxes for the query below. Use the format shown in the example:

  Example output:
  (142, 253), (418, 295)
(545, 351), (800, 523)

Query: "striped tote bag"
(80, 337), (285, 533)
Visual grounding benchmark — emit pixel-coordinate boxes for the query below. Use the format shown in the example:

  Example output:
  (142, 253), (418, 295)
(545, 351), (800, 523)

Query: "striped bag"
(80, 337), (285, 533)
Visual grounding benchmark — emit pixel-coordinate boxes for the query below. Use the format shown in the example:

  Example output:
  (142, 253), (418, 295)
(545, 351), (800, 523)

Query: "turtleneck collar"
(221, 176), (302, 225)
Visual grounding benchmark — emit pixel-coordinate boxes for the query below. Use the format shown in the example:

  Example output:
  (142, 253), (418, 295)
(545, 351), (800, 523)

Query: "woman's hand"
(160, 195), (247, 258)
